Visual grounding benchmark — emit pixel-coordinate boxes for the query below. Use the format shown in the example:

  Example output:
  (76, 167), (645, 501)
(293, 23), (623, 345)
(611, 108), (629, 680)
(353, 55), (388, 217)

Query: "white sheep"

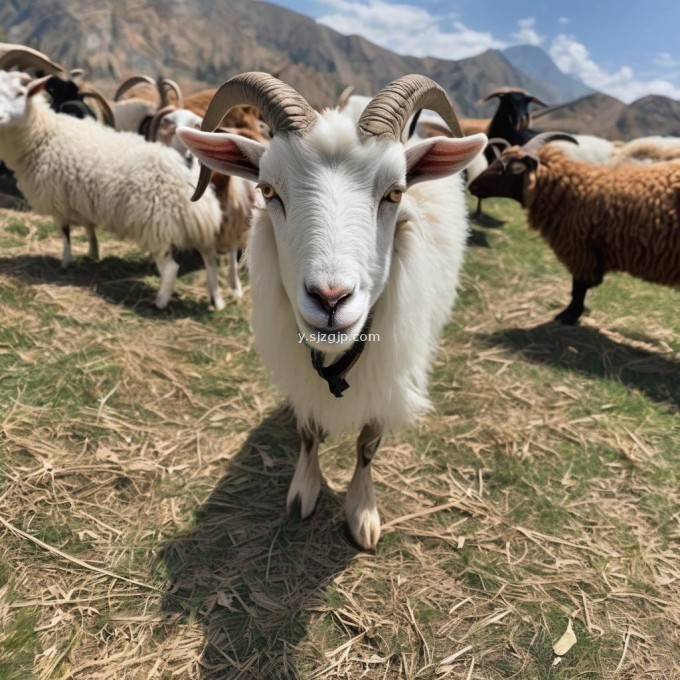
(607, 135), (680, 167)
(179, 72), (486, 549)
(549, 134), (617, 164)
(0, 71), (225, 310)
(549, 134), (680, 167)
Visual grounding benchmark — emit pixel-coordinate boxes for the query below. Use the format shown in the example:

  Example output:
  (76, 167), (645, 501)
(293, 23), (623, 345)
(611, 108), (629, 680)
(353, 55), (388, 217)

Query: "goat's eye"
(257, 183), (278, 200)
(385, 189), (403, 203)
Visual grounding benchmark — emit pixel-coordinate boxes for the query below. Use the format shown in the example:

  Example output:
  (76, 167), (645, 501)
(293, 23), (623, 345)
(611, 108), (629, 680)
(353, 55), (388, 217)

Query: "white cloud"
(314, 2), (680, 103)
(316, 0), (507, 61)
(654, 52), (679, 68)
(549, 34), (680, 102)
(511, 17), (543, 46)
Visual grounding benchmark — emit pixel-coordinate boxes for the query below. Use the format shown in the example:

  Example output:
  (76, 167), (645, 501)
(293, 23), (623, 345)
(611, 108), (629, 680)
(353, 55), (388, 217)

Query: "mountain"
(1, 0), (679, 139)
(533, 92), (680, 139)
(0, 0), (565, 116)
(503, 45), (595, 103)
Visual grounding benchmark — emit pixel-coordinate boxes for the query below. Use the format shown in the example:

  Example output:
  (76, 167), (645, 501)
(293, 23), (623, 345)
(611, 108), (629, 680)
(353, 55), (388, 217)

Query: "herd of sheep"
(0, 43), (677, 549)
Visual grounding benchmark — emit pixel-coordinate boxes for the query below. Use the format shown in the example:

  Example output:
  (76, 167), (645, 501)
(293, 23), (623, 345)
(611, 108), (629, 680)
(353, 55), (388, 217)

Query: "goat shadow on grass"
(481, 321), (680, 410)
(157, 405), (358, 679)
(0, 250), (219, 319)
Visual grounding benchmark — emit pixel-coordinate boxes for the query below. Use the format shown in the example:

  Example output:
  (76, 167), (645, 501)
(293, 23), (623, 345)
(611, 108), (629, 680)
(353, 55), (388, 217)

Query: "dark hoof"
(286, 493), (302, 519)
(343, 523), (377, 553)
(553, 310), (581, 325)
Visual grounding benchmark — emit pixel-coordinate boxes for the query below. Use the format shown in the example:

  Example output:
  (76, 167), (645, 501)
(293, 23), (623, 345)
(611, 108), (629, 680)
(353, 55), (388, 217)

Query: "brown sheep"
(469, 132), (680, 324)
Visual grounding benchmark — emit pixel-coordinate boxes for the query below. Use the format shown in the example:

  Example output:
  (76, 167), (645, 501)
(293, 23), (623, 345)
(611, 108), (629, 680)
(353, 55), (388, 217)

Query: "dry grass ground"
(0, 200), (678, 679)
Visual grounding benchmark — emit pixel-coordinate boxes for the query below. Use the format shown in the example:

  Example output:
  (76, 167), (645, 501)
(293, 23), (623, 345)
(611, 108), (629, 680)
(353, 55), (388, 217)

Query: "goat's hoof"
(155, 295), (170, 310)
(553, 310), (581, 325)
(345, 504), (381, 551)
(213, 297), (226, 311)
(286, 477), (321, 520)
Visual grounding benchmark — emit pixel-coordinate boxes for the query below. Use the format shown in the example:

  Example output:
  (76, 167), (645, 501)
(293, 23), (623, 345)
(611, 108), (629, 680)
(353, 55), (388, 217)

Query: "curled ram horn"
(79, 90), (115, 127)
(160, 78), (184, 108)
(114, 74), (156, 101)
(486, 137), (511, 159)
(147, 104), (176, 142)
(191, 71), (318, 201)
(0, 44), (64, 76)
(357, 74), (463, 140)
(522, 132), (579, 156)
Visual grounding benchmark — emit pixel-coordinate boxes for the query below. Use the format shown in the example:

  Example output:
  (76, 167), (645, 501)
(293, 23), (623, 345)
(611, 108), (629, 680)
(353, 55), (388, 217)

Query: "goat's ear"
(176, 127), (265, 182)
(406, 133), (487, 187)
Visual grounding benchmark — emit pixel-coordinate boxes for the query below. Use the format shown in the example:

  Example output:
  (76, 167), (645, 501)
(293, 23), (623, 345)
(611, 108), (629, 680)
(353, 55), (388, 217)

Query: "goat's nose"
(306, 285), (353, 313)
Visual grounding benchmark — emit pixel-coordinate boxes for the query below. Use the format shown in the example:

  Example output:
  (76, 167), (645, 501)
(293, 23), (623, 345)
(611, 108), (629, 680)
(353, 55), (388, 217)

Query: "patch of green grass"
(0, 198), (678, 678)
(0, 607), (41, 678)
(34, 219), (54, 241)
(6, 218), (29, 239)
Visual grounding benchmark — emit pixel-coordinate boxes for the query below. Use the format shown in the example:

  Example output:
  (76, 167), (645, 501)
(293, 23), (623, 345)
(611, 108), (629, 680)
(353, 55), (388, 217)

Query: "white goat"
(0, 71), (225, 309)
(179, 72), (486, 549)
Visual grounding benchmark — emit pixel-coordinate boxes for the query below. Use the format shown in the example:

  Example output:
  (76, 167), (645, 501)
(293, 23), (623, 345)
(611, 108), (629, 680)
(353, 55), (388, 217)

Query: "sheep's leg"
(554, 279), (590, 325)
(200, 249), (226, 311)
(60, 223), (72, 269)
(153, 249), (179, 309)
(227, 248), (243, 299)
(345, 422), (382, 550)
(287, 421), (325, 519)
(85, 224), (99, 260)
(475, 197), (483, 217)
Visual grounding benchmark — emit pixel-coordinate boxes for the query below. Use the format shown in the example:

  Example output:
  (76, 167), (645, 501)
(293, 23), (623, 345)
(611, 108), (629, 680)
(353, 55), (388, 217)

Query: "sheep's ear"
(176, 127), (265, 182)
(27, 75), (52, 98)
(406, 133), (487, 187)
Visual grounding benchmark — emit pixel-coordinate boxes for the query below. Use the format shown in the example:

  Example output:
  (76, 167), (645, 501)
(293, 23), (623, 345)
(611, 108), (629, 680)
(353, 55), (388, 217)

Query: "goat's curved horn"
(357, 74), (462, 140)
(336, 85), (354, 111)
(147, 105), (176, 141)
(528, 95), (548, 107)
(192, 71), (317, 200)
(479, 87), (548, 107)
(0, 47), (63, 76)
(486, 137), (510, 160)
(80, 90), (115, 127)
(160, 78), (184, 108)
(114, 75), (156, 101)
(522, 132), (578, 155)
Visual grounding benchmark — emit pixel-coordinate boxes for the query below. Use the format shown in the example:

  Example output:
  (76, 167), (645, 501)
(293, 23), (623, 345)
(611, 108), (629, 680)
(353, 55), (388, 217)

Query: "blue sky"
(270, 0), (680, 102)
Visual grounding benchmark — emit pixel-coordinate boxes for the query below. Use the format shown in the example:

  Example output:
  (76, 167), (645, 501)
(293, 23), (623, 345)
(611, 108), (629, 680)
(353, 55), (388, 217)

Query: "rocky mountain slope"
(2, 0), (679, 138)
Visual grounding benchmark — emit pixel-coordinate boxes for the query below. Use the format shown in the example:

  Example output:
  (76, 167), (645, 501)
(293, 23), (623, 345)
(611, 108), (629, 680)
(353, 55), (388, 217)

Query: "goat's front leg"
(287, 421), (325, 519)
(85, 224), (99, 260)
(345, 422), (382, 550)
(199, 249), (226, 310)
(153, 248), (179, 309)
(59, 222), (72, 269)
(226, 249), (243, 299)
